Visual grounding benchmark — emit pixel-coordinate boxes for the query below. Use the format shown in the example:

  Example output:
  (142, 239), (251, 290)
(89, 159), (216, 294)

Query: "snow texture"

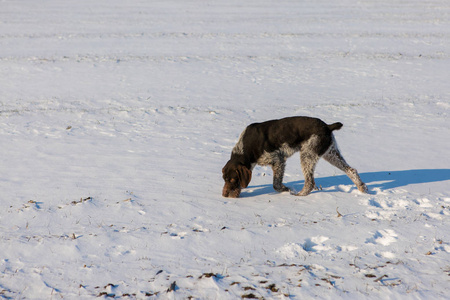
(1, 0), (449, 299)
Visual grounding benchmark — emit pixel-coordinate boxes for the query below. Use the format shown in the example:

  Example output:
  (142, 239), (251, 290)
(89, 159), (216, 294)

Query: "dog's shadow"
(241, 169), (450, 197)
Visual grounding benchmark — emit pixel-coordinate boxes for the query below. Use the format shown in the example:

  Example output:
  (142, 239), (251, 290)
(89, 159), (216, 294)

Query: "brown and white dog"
(222, 116), (367, 197)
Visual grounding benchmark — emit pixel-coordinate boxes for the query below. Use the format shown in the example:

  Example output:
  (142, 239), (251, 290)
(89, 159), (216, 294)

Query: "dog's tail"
(328, 122), (343, 131)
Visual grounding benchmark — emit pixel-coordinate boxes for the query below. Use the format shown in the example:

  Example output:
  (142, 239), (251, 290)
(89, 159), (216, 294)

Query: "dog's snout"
(222, 183), (241, 198)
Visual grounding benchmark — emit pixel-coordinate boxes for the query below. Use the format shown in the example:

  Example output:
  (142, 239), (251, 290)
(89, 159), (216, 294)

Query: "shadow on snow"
(240, 169), (450, 197)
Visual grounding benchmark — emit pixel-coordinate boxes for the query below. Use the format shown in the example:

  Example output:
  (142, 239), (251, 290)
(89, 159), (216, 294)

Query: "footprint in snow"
(413, 198), (433, 208)
(303, 236), (331, 252)
(376, 251), (396, 259)
(276, 236), (332, 259)
(276, 243), (308, 260)
(366, 229), (398, 246)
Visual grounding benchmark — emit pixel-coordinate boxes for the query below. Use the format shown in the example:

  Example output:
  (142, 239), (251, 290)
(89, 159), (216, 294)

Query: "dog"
(222, 116), (367, 197)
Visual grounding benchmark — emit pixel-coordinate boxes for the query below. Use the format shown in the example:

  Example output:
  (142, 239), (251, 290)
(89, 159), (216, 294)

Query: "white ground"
(1, 0), (449, 299)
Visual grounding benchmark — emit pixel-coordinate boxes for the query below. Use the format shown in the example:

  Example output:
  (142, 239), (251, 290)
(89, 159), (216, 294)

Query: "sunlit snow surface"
(1, 0), (449, 298)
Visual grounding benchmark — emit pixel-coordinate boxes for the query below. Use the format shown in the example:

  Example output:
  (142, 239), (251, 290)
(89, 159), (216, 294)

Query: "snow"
(0, 0), (449, 299)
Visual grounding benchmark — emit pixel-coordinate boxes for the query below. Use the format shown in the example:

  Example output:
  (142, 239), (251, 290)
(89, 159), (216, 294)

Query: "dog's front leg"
(295, 151), (320, 196)
(271, 160), (290, 193)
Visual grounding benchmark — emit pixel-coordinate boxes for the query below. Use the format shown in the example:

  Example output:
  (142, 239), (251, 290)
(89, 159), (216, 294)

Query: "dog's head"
(222, 161), (252, 198)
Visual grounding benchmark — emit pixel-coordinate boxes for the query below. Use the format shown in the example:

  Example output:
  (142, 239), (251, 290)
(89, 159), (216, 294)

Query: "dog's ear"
(237, 165), (252, 188)
(222, 161), (230, 175)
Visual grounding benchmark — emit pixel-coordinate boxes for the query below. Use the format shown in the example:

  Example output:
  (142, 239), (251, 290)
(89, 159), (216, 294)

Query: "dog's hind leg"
(322, 137), (367, 193)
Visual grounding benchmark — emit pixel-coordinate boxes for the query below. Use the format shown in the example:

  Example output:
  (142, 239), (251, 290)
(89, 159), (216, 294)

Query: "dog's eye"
(230, 178), (236, 183)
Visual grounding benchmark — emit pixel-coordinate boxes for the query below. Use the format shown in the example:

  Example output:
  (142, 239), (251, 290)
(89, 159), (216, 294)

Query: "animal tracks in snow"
(366, 229), (398, 246)
(276, 243), (308, 260)
(303, 236), (331, 252)
(277, 235), (358, 261)
(361, 187), (450, 222)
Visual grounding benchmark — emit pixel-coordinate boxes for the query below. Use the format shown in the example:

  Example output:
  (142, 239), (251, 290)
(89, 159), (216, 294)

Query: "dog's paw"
(358, 184), (369, 193)
(274, 184), (290, 193)
(292, 189), (311, 196)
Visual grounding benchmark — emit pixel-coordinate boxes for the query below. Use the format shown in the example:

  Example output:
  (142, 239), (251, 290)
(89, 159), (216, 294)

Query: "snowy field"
(1, 0), (449, 299)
